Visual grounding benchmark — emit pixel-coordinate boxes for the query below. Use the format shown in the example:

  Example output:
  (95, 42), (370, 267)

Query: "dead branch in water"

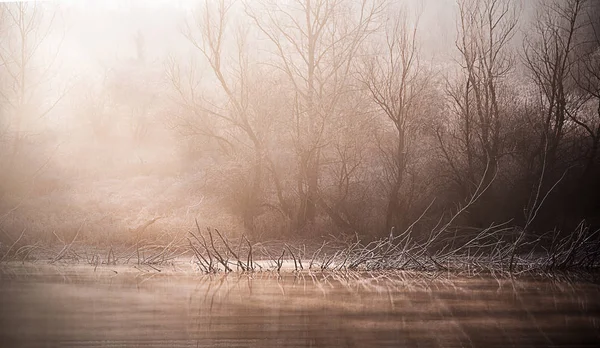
(0, 227), (27, 262)
(52, 221), (84, 263)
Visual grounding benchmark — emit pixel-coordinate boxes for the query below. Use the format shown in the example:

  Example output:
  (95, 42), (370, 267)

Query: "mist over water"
(1, 265), (599, 347)
(1, 0), (600, 346)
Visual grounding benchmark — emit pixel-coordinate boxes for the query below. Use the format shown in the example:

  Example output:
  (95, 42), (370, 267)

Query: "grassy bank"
(2, 218), (598, 278)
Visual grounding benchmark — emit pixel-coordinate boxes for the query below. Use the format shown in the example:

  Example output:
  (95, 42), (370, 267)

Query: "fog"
(1, 0), (599, 256)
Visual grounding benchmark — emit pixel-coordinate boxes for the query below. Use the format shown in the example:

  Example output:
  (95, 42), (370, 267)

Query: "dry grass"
(1, 163), (598, 277)
(2, 218), (597, 279)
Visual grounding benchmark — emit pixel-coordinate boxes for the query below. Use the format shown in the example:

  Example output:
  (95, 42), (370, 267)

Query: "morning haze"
(0, 0), (599, 346)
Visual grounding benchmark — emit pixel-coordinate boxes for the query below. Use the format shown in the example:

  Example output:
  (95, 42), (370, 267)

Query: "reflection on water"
(0, 263), (599, 347)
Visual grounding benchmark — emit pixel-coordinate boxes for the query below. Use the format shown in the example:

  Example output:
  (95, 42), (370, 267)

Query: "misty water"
(1, 264), (599, 347)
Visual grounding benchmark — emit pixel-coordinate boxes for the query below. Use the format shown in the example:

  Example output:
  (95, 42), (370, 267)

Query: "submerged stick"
(52, 221), (84, 263)
(244, 235), (254, 271)
(214, 228), (245, 271)
(206, 227), (231, 272)
(276, 249), (285, 272)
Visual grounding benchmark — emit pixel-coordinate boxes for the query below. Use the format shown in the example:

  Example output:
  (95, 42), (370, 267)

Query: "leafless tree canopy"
(0, 0), (599, 249)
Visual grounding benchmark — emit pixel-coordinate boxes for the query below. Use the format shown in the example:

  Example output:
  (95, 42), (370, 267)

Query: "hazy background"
(1, 0), (598, 248)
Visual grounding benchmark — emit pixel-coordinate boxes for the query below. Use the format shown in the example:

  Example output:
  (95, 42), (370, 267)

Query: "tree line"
(166, 0), (599, 241)
(1, 0), (599, 244)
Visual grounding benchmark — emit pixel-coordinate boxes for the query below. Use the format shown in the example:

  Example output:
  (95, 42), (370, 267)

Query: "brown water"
(1, 263), (599, 347)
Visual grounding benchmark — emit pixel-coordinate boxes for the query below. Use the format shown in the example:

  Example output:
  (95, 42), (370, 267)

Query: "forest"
(0, 0), (599, 272)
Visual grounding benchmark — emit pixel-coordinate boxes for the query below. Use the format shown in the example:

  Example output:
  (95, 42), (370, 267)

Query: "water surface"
(1, 263), (599, 347)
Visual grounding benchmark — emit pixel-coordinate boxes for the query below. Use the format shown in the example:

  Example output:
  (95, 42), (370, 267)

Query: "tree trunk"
(297, 149), (319, 230)
(385, 130), (406, 234)
(243, 147), (264, 233)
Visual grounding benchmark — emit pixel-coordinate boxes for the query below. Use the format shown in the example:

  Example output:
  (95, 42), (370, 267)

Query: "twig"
(0, 227), (26, 262)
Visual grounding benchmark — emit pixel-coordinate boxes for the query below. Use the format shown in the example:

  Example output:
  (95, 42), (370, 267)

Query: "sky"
(45, 0), (462, 79)
(1, 0), (543, 132)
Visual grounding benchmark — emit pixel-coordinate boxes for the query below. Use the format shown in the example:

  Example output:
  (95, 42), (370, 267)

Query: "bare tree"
(315, 87), (376, 234)
(245, 0), (384, 231)
(523, 0), (587, 172)
(0, 2), (66, 198)
(170, 0), (272, 232)
(0, 2), (65, 159)
(166, 56), (236, 157)
(439, 0), (518, 202)
(358, 9), (432, 234)
(571, 1), (600, 173)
